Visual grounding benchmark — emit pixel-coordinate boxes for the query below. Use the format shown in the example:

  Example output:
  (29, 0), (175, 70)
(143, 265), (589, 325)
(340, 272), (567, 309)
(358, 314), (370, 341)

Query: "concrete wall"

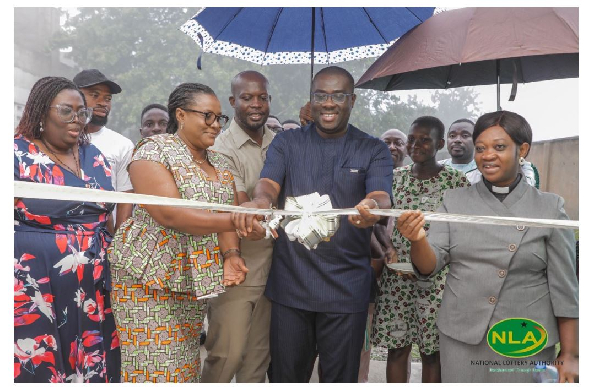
(527, 136), (579, 220)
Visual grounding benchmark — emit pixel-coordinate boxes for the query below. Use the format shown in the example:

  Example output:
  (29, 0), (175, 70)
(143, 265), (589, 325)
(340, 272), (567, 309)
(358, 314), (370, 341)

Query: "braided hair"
(15, 76), (90, 144)
(166, 83), (216, 134)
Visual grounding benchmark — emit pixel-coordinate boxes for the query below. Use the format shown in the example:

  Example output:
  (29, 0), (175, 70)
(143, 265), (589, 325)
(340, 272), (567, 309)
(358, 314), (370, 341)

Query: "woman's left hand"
(223, 255), (249, 286)
(556, 353), (578, 383)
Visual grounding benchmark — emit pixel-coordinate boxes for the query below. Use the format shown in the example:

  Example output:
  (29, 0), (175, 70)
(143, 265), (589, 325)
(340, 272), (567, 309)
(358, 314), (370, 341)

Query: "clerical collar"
(483, 174), (522, 200)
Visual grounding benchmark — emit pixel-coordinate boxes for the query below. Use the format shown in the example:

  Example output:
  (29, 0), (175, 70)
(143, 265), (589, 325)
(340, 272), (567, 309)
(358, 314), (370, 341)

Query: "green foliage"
(51, 7), (481, 141)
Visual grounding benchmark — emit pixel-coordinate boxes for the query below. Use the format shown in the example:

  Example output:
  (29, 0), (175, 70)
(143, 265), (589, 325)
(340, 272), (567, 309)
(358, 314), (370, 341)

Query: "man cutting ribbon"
(232, 66), (394, 383)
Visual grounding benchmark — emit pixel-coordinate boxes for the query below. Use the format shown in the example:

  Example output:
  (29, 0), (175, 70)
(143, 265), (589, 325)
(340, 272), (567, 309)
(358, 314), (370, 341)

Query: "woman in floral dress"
(109, 83), (248, 383)
(14, 76), (120, 382)
(372, 116), (469, 382)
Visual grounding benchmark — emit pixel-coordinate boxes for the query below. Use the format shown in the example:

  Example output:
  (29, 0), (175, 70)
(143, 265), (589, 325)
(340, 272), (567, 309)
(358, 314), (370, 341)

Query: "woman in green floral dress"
(109, 83), (249, 383)
(372, 116), (469, 382)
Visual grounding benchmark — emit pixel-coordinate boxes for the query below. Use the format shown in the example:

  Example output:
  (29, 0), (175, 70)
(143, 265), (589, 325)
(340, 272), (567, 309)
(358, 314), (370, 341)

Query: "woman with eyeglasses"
(108, 83), (249, 383)
(14, 76), (120, 382)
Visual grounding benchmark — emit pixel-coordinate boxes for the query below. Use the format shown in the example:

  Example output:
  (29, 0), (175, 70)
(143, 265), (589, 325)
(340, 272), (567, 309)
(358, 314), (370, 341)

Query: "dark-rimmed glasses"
(311, 92), (354, 105)
(49, 105), (93, 124)
(182, 108), (229, 126)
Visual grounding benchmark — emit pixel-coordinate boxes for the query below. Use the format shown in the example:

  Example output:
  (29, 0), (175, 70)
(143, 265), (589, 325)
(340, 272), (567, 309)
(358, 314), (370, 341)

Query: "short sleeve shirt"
(261, 124), (393, 313)
(210, 119), (275, 286)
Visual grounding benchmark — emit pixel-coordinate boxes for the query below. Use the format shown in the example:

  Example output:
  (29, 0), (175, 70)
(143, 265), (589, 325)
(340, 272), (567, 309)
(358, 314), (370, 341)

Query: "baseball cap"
(73, 69), (122, 94)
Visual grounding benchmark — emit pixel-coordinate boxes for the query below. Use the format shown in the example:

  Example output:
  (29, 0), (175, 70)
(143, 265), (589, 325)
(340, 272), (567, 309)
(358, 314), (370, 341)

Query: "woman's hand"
(556, 353), (578, 383)
(385, 246), (398, 264)
(396, 210), (426, 242)
(222, 255), (249, 286)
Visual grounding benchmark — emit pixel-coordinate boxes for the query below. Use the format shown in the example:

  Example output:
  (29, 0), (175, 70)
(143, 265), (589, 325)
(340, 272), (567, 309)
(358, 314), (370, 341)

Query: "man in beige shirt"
(202, 71), (275, 383)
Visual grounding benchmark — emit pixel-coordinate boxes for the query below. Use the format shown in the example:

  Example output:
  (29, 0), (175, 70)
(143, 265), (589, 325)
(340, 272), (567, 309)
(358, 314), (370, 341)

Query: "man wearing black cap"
(74, 69), (134, 232)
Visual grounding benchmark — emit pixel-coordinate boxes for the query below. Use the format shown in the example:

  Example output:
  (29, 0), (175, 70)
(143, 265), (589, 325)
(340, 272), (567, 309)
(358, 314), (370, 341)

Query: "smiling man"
(232, 66), (394, 382)
(380, 128), (408, 168)
(73, 69), (134, 233)
(203, 71), (275, 383)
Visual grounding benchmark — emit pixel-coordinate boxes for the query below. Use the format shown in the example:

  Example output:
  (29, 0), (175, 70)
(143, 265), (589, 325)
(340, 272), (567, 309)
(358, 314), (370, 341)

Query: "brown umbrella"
(356, 7), (578, 111)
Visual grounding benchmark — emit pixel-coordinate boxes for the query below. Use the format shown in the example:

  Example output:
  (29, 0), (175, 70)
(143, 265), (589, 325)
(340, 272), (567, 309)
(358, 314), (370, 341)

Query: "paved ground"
(200, 344), (423, 383)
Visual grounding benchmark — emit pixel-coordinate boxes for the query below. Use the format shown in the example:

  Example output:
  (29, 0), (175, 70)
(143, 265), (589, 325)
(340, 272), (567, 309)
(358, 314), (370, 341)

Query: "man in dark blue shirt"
(233, 66), (393, 382)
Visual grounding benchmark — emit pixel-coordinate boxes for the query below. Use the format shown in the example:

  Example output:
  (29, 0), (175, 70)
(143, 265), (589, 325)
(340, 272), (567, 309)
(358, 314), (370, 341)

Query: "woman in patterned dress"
(109, 83), (249, 383)
(14, 76), (120, 382)
(371, 116), (469, 382)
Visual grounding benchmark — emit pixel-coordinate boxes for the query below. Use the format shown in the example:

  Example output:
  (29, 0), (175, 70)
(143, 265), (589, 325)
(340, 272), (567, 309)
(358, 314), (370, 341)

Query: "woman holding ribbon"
(109, 83), (248, 383)
(371, 116), (469, 382)
(14, 76), (120, 382)
(395, 111), (578, 382)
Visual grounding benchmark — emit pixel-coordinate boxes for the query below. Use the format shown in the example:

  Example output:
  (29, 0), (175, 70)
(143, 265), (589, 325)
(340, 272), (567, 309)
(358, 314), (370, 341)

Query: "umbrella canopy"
(356, 7), (578, 110)
(180, 7), (435, 68)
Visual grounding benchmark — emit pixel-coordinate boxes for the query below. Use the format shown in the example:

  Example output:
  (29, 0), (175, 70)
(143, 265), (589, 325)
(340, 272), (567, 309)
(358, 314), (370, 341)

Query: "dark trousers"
(269, 301), (368, 383)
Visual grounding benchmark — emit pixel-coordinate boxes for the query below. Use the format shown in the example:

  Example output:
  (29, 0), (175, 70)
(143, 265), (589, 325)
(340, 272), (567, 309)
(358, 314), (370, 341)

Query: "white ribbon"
(14, 181), (579, 231)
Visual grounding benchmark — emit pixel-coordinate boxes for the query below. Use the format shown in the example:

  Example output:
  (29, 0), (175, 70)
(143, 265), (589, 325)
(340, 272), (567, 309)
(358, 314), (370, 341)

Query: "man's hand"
(244, 217), (268, 241)
(348, 198), (381, 228)
(222, 255), (249, 286)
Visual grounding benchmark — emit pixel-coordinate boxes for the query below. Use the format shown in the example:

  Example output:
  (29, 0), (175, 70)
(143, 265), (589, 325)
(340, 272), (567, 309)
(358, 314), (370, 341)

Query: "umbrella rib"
(405, 7), (426, 22)
(319, 8), (329, 62)
(361, 8), (388, 43)
(213, 7), (244, 42)
(263, 8), (284, 61)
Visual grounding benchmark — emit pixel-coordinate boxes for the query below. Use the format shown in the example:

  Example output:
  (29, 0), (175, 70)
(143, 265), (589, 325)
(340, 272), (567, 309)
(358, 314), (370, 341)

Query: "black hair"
(268, 115), (280, 123)
(282, 119), (300, 126)
(450, 118), (475, 127)
(230, 70), (269, 95)
(311, 66), (355, 93)
(473, 111), (532, 156)
(166, 83), (216, 134)
(410, 116), (445, 142)
(140, 103), (168, 124)
(15, 76), (89, 144)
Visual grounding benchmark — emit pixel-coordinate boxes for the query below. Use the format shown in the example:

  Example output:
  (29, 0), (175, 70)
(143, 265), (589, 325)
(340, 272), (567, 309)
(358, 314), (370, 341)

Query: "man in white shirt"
(73, 69), (134, 232)
(439, 119), (480, 182)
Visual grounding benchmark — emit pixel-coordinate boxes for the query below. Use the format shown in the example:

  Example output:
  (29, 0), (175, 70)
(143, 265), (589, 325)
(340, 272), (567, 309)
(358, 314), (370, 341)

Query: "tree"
(51, 7), (480, 141)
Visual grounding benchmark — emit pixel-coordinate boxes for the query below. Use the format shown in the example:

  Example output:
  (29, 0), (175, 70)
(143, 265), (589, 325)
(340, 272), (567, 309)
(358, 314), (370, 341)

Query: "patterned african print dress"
(109, 133), (235, 383)
(14, 135), (120, 382)
(372, 165), (469, 354)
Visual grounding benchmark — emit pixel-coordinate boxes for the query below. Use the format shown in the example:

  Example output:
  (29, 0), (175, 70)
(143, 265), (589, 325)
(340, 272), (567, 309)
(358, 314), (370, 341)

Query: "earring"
(179, 122), (184, 131)
(519, 156), (525, 165)
(39, 122), (44, 132)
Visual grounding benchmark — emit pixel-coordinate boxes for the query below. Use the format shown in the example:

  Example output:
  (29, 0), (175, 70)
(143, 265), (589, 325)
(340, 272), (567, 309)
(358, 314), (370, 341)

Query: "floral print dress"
(14, 135), (120, 382)
(109, 134), (235, 383)
(372, 164), (469, 355)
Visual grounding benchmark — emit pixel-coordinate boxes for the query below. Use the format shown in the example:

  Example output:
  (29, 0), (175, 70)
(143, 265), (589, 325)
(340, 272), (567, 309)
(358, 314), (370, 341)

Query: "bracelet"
(222, 248), (241, 258)
(366, 198), (379, 209)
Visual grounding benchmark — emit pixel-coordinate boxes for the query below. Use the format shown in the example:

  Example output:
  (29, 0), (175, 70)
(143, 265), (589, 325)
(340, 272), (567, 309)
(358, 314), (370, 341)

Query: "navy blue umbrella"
(180, 7), (435, 81)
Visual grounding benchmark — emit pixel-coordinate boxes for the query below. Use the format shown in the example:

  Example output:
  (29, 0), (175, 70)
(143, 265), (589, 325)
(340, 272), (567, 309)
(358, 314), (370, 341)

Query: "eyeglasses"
(49, 105), (93, 124)
(311, 92), (354, 105)
(182, 108), (229, 126)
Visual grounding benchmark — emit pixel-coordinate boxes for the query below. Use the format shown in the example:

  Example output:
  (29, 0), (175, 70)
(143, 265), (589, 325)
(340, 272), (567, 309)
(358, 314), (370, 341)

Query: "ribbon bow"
(274, 193), (340, 250)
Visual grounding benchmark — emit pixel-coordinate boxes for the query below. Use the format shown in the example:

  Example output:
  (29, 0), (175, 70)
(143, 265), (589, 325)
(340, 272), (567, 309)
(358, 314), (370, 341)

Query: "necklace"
(192, 151), (208, 166)
(41, 137), (81, 178)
